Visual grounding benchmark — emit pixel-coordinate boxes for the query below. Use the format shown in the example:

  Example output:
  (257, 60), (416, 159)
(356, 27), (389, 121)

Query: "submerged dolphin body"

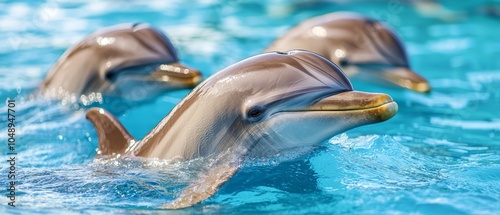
(41, 23), (201, 105)
(266, 12), (431, 93)
(86, 50), (398, 209)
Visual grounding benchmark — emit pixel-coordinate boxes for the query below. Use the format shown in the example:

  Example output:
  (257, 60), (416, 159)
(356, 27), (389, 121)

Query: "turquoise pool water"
(1, 0), (499, 214)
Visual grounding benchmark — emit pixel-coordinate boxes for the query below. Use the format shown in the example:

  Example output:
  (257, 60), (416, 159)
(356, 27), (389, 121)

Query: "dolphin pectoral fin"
(150, 62), (202, 88)
(86, 108), (135, 157)
(160, 156), (242, 209)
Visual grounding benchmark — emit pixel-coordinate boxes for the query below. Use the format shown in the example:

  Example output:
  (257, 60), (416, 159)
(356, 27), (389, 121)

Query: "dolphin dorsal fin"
(86, 108), (135, 157)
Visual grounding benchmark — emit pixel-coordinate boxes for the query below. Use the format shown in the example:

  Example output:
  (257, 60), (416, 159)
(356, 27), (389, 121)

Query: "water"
(1, 0), (499, 214)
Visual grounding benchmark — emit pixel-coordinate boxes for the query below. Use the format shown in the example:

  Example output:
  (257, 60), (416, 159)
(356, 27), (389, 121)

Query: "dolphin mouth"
(150, 62), (203, 87)
(283, 91), (398, 122)
(357, 67), (431, 93)
(351, 64), (431, 93)
(381, 67), (431, 93)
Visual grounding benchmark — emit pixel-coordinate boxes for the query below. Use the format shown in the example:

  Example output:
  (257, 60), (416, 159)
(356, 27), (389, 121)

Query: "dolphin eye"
(105, 70), (118, 80)
(339, 58), (349, 67)
(247, 106), (265, 121)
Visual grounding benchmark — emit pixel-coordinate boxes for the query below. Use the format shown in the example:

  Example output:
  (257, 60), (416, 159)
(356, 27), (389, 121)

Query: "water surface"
(1, 0), (499, 214)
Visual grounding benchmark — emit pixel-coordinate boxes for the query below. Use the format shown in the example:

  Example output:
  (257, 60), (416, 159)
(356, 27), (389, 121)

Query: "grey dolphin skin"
(266, 12), (431, 93)
(86, 50), (398, 209)
(41, 23), (202, 104)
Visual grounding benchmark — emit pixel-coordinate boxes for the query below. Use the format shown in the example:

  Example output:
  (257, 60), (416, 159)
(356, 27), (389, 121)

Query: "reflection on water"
(1, 0), (500, 214)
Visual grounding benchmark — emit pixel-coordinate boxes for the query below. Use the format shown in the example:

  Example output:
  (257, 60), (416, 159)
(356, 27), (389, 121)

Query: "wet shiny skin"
(1, 0), (499, 214)
(86, 50), (397, 209)
(265, 12), (431, 93)
(40, 23), (201, 106)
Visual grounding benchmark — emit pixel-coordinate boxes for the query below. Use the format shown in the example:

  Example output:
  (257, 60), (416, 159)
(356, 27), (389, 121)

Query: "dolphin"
(265, 12), (431, 93)
(85, 50), (398, 209)
(40, 23), (202, 105)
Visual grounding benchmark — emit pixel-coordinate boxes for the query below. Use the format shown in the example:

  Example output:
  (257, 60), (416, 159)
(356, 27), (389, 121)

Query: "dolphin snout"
(150, 62), (203, 87)
(307, 91), (398, 122)
(382, 68), (431, 93)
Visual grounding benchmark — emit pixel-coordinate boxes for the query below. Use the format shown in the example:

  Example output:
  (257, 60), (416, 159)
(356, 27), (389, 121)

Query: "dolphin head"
(266, 12), (430, 93)
(41, 23), (201, 103)
(136, 50), (397, 160)
(325, 14), (431, 93)
(222, 50), (398, 157)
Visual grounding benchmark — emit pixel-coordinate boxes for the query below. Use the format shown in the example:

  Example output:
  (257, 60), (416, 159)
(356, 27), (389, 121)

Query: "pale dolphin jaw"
(265, 12), (431, 93)
(380, 68), (431, 93)
(245, 90), (398, 158)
